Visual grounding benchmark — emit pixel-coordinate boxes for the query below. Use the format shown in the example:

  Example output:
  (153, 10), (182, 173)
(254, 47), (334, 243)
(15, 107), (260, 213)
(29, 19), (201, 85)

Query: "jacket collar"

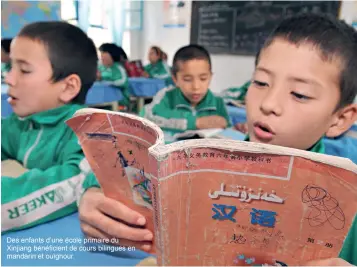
(173, 88), (218, 112)
(17, 104), (83, 125)
(244, 135), (325, 154)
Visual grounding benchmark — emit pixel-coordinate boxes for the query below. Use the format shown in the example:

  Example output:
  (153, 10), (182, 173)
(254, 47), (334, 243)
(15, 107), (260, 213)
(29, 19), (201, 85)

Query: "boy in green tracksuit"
(1, 21), (98, 233)
(221, 81), (250, 103)
(97, 43), (130, 107)
(141, 44), (231, 134)
(76, 14), (357, 265)
(141, 87), (231, 134)
(144, 46), (172, 85)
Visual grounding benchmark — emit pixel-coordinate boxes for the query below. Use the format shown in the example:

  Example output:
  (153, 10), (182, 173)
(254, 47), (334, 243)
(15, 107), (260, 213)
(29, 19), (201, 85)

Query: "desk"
(85, 82), (124, 111)
(1, 213), (149, 266)
(226, 105), (247, 125)
(128, 78), (166, 112)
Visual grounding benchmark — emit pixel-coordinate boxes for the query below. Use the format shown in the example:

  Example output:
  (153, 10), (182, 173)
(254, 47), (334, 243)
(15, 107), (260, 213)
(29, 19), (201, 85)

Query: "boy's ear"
(325, 103), (357, 138)
(172, 74), (177, 85)
(59, 74), (82, 103)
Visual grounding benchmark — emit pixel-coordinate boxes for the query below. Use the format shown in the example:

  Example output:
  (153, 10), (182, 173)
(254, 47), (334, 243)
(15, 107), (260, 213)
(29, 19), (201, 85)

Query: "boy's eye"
(291, 92), (311, 100)
(183, 78), (192, 82)
(253, 80), (269, 87)
(20, 69), (31, 74)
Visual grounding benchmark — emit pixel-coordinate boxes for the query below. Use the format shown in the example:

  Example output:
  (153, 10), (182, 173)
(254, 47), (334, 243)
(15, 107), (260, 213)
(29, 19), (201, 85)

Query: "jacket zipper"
(23, 124), (44, 168)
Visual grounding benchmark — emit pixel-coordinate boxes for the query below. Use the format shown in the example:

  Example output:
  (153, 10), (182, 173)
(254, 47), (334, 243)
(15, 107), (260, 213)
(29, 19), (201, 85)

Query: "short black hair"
(1, 38), (12, 53)
(172, 44), (211, 76)
(18, 21), (98, 104)
(99, 43), (128, 63)
(256, 13), (357, 109)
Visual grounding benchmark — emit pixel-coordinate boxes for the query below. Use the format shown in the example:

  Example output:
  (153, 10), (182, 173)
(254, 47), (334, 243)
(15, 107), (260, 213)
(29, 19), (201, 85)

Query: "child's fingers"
(97, 196), (146, 226)
(84, 209), (153, 242)
(80, 222), (152, 252)
(80, 220), (112, 241)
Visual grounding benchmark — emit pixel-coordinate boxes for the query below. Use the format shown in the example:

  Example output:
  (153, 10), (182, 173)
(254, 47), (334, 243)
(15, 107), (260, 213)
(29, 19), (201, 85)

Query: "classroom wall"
(130, 0), (355, 94)
(133, 0), (252, 93)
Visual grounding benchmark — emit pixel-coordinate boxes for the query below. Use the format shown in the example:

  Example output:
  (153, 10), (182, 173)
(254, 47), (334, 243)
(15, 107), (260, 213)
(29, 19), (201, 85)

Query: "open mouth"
(253, 122), (275, 141)
(257, 124), (272, 133)
(7, 94), (18, 104)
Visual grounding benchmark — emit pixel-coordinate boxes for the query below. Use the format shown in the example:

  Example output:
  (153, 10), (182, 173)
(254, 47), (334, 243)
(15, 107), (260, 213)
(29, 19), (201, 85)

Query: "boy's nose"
(4, 69), (15, 87)
(192, 80), (200, 91)
(260, 89), (283, 116)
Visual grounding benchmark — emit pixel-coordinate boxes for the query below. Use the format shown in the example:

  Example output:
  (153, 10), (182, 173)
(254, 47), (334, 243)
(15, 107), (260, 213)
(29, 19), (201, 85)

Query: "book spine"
(149, 156), (164, 265)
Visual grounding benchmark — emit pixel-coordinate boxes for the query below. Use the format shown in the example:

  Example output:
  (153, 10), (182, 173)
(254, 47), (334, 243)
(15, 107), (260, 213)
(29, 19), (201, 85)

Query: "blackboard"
(190, 1), (341, 56)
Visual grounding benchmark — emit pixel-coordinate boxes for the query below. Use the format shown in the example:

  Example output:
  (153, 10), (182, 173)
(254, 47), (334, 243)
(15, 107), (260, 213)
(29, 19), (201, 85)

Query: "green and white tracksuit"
(144, 60), (172, 85)
(140, 87), (232, 134)
(221, 81), (250, 103)
(1, 104), (95, 233)
(98, 62), (130, 106)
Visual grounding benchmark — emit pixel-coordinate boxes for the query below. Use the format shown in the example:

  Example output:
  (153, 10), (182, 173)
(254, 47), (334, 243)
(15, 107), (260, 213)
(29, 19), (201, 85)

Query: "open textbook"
(224, 98), (246, 108)
(67, 108), (357, 266)
(172, 128), (223, 140)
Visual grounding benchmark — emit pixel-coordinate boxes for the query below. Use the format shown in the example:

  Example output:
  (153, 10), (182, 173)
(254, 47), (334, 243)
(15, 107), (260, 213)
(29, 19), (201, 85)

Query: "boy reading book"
(244, 13), (357, 265)
(141, 44), (232, 134)
(1, 22), (97, 232)
(76, 14), (357, 265)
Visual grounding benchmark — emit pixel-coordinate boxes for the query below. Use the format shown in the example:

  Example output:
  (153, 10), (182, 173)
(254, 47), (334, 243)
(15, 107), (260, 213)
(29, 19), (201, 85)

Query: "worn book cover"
(67, 108), (357, 266)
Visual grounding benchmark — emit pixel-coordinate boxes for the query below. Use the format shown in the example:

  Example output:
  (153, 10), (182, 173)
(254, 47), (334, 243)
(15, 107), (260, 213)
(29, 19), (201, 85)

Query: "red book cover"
(67, 108), (357, 266)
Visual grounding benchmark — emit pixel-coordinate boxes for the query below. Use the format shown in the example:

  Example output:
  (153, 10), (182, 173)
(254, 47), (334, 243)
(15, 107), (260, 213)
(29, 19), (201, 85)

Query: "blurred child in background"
(97, 43), (130, 107)
(143, 46), (172, 85)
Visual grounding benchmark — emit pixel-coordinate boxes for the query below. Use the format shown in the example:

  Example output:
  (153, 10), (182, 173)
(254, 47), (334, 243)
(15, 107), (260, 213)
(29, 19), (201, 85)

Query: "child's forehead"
(259, 38), (342, 67)
(256, 38), (342, 85)
(11, 37), (50, 64)
(177, 59), (211, 74)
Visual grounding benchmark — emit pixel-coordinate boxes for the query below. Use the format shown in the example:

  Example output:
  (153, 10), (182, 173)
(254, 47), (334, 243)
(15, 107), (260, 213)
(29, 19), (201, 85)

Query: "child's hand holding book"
(78, 187), (154, 252)
(196, 115), (228, 129)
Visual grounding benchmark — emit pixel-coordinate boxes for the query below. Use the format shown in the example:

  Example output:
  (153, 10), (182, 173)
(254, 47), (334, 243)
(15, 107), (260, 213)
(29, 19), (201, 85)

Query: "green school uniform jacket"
(144, 60), (171, 83)
(221, 81), (250, 103)
(140, 86), (232, 134)
(1, 104), (95, 233)
(98, 62), (130, 106)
